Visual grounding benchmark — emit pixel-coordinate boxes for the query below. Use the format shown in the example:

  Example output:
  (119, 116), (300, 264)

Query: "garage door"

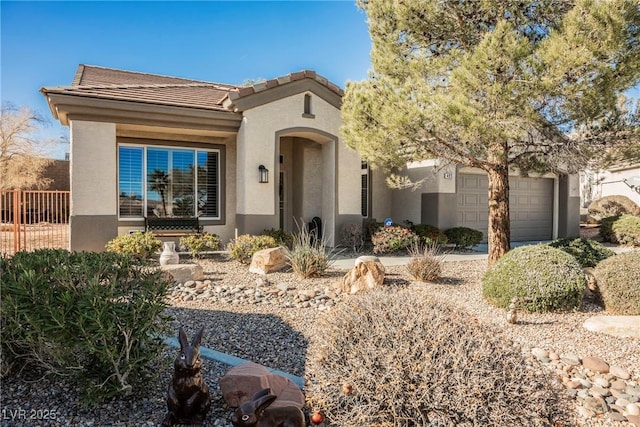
(456, 174), (553, 242)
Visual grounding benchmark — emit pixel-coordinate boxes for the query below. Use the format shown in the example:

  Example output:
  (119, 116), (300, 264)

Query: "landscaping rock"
(161, 263), (204, 283)
(583, 356), (610, 373)
(334, 259), (385, 294)
(610, 366), (631, 380)
(219, 362), (304, 409)
(583, 316), (640, 339)
(249, 246), (288, 275)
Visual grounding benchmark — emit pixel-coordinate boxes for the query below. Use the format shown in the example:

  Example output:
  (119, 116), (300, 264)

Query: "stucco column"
(69, 120), (118, 251)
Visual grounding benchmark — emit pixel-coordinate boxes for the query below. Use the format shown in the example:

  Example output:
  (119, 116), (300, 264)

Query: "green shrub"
(227, 234), (278, 264)
(593, 252), (640, 315)
(588, 195), (640, 221)
(0, 249), (170, 404)
(306, 289), (570, 426)
(406, 242), (445, 282)
(371, 225), (419, 254)
(598, 215), (620, 243)
(445, 227), (483, 249)
(482, 245), (586, 312)
(179, 232), (221, 258)
(287, 225), (336, 279)
(612, 214), (640, 246)
(105, 231), (162, 259)
(260, 228), (294, 248)
(412, 224), (448, 246)
(547, 237), (615, 268)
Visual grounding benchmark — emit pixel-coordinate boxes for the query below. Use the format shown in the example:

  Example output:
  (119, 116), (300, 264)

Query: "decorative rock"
(610, 412), (628, 422)
(161, 263), (204, 283)
(628, 403), (640, 416)
(354, 255), (380, 266)
(577, 406), (595, 418)
(610, 366), (631, 380)
(561, 354), (581, 366)
(334, 260), (385, 295)
(249, 246), (288, 275)
(531, 348), (549, 360)
(627, 414), (640, 427)
(594, 377), (610, 388)
(583, 356), (610, 373)
(583, 396), (608, 414)
(590, 385), (611, 398)
(583, 316), (640, 339)
(219, 362), (304, 409)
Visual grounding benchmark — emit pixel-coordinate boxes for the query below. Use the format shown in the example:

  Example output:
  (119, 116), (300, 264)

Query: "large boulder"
(249, 246), (288, 275)
(219, 362), (304, 408)
(335, 259), (385, 294)
(161, 263), (204, 283)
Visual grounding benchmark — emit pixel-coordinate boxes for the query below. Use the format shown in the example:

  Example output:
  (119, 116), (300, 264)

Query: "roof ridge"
(71, 82), (235, 90)
(76, 64), (238, 88)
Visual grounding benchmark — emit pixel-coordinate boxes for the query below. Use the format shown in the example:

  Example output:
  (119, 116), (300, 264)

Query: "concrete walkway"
(331, 242), (637, 270)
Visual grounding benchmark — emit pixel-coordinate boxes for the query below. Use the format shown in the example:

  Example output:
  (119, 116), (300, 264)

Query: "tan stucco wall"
(237, 91), (360, 244)
(70, 120), (117, 215)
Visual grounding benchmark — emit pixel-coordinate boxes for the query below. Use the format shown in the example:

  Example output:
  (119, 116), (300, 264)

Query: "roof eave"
(40, 90), (242, 133)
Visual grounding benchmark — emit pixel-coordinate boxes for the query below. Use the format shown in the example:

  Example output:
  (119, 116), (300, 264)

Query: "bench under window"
(145, 217), (202, 236)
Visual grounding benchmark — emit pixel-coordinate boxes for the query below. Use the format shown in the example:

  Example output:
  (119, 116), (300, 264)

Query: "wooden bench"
(145, 217), (202, 236)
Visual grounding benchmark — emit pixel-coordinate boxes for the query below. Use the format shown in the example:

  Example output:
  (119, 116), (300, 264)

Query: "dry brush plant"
(305, 289), (570, 426)
(406, 241), (446, 282)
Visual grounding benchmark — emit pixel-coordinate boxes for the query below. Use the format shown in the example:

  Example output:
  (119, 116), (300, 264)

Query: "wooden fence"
(0, 190), (70, 256)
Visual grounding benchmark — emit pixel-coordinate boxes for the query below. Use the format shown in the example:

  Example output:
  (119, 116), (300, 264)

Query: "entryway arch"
(275, 127), (337, 245)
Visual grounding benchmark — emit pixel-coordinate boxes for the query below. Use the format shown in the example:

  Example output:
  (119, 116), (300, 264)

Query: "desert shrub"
(287, 223), (337, 279)
(340, 223), (364, 252)
(105, 231), (162, 259)
(179, 232), (221, 258)
(406, 242), (445, 282)
(445, 227), (483, 249)
(598, 215), (620, 243)
(547, 237), (615, 268)
(0, 249), (170, 404)
(412, 224), (448, 246)
(260, 228), (294, 248)
(482, 245), (586, 313)
(593, 252), (640, 315)
(371, 225), (419, 254)
(227, 234), (278, 264)
(306, 289), (570, 426)
(611, 214), (640, 246)
(588, 195), (640, 221)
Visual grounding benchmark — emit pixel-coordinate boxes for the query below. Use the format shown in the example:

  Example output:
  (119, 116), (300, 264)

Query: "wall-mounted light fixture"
(259, 165), (269, 183)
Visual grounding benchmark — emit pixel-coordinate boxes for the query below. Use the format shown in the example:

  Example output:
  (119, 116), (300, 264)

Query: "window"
(304, 94), (312, 115)
(118, 145), (220, 219)
(361, 162), (369, 217)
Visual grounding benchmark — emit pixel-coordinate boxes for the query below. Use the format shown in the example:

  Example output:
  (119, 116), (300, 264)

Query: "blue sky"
(1, 1), (372, 158)
(1, 1), (639, 160)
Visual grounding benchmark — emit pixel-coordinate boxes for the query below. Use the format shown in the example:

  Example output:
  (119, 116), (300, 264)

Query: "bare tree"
(0, 103), (56, 190)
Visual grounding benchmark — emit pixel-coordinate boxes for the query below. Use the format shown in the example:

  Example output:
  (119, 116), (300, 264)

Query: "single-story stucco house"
(41, 65), (580, 252)
(581, 163), (640, 209)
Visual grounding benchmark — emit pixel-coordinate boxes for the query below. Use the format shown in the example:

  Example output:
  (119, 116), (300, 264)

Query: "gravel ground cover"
(2, 251), (639, 426)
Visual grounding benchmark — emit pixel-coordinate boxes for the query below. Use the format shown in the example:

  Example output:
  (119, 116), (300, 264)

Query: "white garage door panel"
(456, 174), (553, 242)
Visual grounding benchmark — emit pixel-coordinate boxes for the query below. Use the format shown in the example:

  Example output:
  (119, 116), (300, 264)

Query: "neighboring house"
(580, 163), (640, 209)
(41, 65), (580, 252)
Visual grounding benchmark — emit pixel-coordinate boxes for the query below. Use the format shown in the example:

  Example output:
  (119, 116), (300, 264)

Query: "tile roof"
(41, 65), (237, 111)
(42, 64), (343, 111)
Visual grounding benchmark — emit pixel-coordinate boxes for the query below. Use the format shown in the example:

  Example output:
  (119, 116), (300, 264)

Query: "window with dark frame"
(117, 145), (220, 219)
(361, 162), (369, 217)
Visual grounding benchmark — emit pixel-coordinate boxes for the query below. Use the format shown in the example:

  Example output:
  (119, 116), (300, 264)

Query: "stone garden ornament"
(161, 326), (211, 426)
(231, 388), (305, 427)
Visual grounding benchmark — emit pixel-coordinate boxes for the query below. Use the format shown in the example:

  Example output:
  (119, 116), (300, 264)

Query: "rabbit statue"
(161, 326), (211, 427)
(231, 388), (306, 427)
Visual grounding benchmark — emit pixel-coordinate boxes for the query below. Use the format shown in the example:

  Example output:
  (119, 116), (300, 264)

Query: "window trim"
(117, 142), (222, 222)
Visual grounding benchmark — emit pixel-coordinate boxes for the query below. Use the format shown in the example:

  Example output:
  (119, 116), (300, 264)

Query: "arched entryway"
(276, 128), (337, 244)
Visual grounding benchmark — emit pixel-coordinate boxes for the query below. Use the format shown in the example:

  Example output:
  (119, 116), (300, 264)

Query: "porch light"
(259, 165), (269, 183)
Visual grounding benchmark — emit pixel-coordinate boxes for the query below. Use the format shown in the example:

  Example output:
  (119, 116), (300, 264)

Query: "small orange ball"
(310, 411), (324, 424)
